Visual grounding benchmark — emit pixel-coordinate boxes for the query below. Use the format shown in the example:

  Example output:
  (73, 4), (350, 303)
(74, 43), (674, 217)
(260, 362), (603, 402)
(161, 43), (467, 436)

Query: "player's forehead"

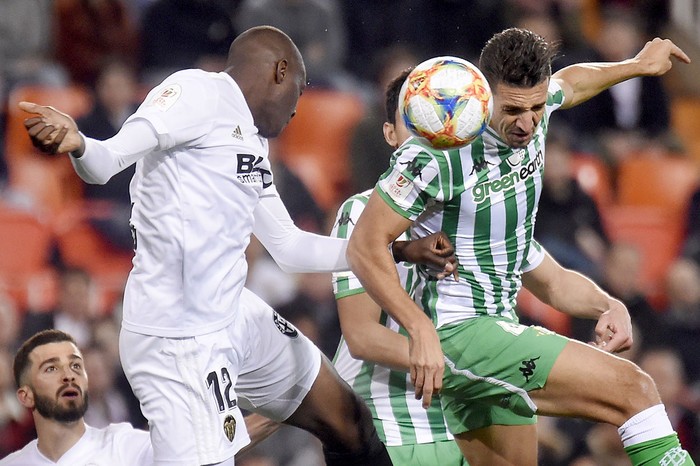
(494, 80), (548, 110)
(30, 342), (83, 368)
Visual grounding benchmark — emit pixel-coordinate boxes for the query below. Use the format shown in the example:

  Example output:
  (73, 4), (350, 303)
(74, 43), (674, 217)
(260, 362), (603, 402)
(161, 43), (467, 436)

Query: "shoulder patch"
(380, 169), (414, 203)
(149, 84), (182, 111)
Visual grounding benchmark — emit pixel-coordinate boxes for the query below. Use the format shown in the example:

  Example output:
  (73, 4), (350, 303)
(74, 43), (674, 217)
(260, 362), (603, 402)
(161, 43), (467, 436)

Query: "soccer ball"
(399, 56), (492, 149)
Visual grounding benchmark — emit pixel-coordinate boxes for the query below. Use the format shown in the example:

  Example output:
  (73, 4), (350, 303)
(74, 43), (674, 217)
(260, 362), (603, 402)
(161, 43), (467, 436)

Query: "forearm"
(70, 118), (157, 184)
(347, 234), (432, 337)
(554, 59), (644, 109)
(337, 293), (410, 372)
(348, 327), (410, 372)
(546, 269), (612, 319)
(523, 255), (612, 320)
(237, 413), (280, 457)
(253, 194), (349, 273)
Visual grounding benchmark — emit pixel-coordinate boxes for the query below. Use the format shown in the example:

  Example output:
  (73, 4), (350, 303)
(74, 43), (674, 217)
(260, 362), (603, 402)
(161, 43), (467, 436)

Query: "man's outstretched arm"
(553, 37), (690, 109)
(19, 101), (156, 184)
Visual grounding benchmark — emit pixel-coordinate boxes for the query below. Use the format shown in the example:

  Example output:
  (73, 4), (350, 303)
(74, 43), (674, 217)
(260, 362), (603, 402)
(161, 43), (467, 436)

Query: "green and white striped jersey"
(376, 80), (565, 329)
(331, 190), (454, 447)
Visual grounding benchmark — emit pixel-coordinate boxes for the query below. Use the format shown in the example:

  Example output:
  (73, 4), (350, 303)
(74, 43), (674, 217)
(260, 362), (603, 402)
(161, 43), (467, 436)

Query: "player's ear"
(275, 59), (288, 84)
(16, 386), (35, 409)
(383, 122), (398, 149)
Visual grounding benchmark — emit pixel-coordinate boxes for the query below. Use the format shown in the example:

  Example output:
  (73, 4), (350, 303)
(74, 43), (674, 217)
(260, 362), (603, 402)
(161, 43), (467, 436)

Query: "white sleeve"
(70, 118), (158, 184)
(252, 190), (350, 273)
(522, 239), (546, 273)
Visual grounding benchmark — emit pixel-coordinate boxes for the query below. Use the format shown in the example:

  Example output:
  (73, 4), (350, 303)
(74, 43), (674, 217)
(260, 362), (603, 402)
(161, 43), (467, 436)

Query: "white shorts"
(120, 288), (322, 465)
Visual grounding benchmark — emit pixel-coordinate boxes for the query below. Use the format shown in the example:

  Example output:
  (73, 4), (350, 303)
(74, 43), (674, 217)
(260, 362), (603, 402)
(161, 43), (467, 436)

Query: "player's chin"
(259, 124), (284, 139)
(508, 134), (532, 148)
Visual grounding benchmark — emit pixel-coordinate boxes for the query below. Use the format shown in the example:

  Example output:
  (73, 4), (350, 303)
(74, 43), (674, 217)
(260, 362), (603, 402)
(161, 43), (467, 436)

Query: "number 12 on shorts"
(206, 368), (237, 412)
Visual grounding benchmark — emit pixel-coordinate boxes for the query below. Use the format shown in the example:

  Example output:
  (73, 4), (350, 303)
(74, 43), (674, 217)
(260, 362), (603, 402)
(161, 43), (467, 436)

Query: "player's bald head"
(226, 26), (304, 73)
(225, 26), (307, 138)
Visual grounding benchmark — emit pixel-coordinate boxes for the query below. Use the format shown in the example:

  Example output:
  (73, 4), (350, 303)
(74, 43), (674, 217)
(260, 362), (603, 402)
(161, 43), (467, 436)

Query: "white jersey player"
(1, 423), (152, 466)
(1, 330), (153, 466)
(19, 26), (395, 466)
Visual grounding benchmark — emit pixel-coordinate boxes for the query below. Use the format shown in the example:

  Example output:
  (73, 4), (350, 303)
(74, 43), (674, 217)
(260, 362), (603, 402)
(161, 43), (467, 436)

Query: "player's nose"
(61, 367), (75, 381)
(516, 113), (536, 133)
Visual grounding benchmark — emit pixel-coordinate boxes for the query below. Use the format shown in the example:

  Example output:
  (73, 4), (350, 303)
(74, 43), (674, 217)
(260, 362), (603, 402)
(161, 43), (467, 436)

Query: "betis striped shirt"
(376, 80), (565, 329)
(331, 190), (454, 446)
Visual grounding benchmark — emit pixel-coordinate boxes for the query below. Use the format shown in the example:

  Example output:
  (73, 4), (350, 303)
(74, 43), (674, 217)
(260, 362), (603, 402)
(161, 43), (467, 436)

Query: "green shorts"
(387, 439), (468, 466)
(438, 317), (570, 435)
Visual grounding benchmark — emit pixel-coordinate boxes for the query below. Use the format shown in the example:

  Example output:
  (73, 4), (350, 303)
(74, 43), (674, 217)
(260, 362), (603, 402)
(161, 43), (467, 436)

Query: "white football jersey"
(0, 423), (152, 466)
(118, 69), (273, 337)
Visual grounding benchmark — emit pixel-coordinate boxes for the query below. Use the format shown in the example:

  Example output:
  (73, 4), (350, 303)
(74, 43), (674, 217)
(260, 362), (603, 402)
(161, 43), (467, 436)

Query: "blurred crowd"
(0, 0), (699, 465)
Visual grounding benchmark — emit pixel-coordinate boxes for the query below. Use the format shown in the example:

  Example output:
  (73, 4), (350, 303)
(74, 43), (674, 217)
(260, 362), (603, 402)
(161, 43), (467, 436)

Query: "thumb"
(18, 101), (47, 116)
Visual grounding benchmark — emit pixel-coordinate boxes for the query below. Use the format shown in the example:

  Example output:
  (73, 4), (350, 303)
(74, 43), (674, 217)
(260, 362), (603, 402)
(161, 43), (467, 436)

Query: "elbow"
(344, 335), (371, 361)
(346, 235), (365, 271)
(77, 171), (111, 185)
(86, 176), (110, 185)
(273, 258), (300, 275)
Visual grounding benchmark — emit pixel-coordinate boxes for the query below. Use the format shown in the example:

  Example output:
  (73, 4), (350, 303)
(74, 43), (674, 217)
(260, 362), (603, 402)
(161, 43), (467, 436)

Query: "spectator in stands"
(91, 317), (146, 429)
(54, 0), (140, 87)
(569, 423), (630, 466)
(571, 242), (661, 347)
(534, 129), (609, 281)
(140, 0), (236, 85)
(76, 59), (140, 252)
(234, 0), (349, 89)
(0, 0), (68, 187)
(658, 258), (700, 383)
(267, 139), (325, 234)
(0, 296), (20, 352)
(681, 187), (700, 267)
(341, 0), (506, 82)
(20, 268), (97, 349)
(557, 7), (677, 162)
(82, 344), (130, 428)
(0, 349), (35, 458)
(599, 0), (670, 36)
(513, 10), (598, 136)
(0, 0), (67, 92)
(639, 348), (700, 460)
(348, 45), (418, 194)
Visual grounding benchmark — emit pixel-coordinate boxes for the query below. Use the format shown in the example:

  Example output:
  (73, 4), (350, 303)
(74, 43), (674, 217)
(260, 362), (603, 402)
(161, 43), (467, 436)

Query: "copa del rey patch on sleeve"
(149, 84), (182, 111)
(380, 169), (414, 202)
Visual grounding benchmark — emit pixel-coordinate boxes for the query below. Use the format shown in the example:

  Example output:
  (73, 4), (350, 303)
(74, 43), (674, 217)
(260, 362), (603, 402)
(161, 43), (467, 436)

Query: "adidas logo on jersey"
(231, 125), (243, 140)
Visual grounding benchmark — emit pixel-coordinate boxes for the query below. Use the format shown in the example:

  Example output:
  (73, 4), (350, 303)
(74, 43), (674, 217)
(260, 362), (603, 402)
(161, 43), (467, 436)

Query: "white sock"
(617, 404), (675, 448)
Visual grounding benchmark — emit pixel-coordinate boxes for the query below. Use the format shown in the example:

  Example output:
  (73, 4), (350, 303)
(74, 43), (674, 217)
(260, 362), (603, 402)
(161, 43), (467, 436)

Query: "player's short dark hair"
(385, 68), (413, 125)
(479, 28), (559, 89)
(14, 330), (77, 388)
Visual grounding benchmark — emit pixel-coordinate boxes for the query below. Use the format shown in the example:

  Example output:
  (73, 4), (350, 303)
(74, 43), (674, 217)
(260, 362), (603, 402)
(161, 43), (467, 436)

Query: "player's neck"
(35, 415), (86, 462)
